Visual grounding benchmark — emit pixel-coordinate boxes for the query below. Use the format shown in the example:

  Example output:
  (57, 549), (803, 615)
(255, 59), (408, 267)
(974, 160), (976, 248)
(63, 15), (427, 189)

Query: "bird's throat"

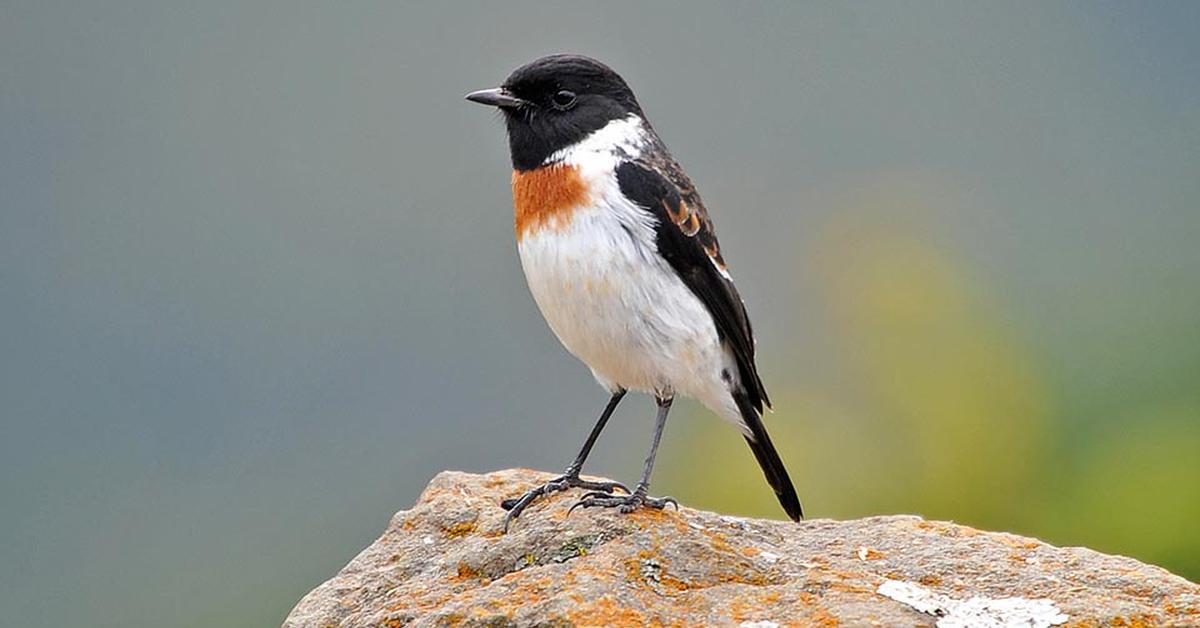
(512, 165), (591, 241)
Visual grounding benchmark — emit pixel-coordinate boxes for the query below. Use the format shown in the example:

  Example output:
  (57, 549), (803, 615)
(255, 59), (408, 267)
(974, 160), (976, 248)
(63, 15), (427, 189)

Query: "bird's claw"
(573, 478), (631, 494)
(501, 473), (629, 532)
(567, 489), (678, 517)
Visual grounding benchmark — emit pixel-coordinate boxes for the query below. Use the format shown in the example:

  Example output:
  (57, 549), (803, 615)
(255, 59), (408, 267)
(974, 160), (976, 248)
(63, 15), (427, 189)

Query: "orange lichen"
(624, 556), (648, 585)
(657, 573), (692, 593)
(727, 590), (784, 621)
(732, 592), (840, 627)
(627, 507), (675, 529)
(1109, 616), (1158, 628)
(720, 569), (776, 588)
(918, 574), (943, 587)
(449, 562), (487, 584)
(1164, 602), (1200, 617)
(441, 520), (477, 538)
(704, 530), (735, 554)
(798, 593), (842, 627)
(566, 597), (653, 628)
(512, 165), (590, 239)
(857, 547), (885, 561)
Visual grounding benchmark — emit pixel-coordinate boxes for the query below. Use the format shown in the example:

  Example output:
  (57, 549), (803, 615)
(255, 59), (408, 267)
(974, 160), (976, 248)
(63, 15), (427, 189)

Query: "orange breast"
(512, 165), (590, 240)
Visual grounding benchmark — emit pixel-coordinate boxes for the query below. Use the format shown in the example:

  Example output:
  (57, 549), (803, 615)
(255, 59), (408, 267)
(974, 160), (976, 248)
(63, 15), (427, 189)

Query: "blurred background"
(3, 2), (1198, 626)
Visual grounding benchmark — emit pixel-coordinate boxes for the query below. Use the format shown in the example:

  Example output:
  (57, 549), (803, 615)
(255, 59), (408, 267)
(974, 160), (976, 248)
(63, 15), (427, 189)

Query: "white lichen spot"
(879, 580), (945, 615)
(422, 535), (433, 545)
(758, 551), (781, 563)
(858, 546), (870, 561)
(739, 621), (779, 628)
(877, 579), (1069, 628)
(720, 515), (750, 531)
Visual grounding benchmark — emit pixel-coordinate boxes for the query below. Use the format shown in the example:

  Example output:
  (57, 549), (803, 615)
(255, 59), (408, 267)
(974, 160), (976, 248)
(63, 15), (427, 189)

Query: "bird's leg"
(502, 390), (629, 531)
(570, 395), (678, 515)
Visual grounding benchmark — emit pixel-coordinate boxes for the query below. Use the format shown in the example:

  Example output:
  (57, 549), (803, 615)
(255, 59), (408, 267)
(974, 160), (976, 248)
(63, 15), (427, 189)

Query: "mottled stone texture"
(284, 469), (1199, 627)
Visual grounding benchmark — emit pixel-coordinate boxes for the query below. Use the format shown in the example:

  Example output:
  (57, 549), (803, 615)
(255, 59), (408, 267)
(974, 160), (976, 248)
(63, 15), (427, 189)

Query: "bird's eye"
(551, 90), (577, 110)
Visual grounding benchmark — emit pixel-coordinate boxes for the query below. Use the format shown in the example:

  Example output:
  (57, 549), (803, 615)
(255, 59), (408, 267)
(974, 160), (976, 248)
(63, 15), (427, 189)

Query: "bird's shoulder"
(613, 148), (727, 276)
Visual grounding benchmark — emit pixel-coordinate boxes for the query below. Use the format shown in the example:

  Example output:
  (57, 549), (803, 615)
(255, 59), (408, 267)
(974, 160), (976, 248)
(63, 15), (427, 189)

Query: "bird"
(465, 54), (802, 530)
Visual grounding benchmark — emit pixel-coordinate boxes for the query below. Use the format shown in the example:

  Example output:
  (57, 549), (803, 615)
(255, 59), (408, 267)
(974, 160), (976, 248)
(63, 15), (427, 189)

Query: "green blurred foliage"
(660, 180), (1200, 580)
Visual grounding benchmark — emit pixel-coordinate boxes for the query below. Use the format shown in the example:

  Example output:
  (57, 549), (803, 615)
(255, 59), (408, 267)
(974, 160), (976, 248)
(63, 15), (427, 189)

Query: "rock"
(284, 469), (1200, 627)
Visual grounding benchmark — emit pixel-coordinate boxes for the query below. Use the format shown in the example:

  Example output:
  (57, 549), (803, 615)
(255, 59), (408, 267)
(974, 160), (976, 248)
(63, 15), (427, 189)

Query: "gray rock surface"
(284, 469), (1200, 627)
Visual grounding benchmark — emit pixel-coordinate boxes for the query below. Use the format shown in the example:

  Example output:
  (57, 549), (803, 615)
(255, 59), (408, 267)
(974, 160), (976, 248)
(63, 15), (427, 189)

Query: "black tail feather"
(734, 392), (803, 521)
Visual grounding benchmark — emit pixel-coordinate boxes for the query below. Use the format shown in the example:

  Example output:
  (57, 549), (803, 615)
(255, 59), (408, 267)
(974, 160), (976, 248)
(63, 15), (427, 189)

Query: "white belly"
(517, 203), (740, 422)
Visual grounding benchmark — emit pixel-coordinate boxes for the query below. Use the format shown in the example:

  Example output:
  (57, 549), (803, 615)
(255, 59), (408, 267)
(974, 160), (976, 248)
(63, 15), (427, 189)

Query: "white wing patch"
(710, 255), (733, 280)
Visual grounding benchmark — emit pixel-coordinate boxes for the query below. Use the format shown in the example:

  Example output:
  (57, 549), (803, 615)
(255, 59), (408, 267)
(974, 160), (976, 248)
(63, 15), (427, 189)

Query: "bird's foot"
(567, 486), (678, 516)
(501, 472), (628, 532)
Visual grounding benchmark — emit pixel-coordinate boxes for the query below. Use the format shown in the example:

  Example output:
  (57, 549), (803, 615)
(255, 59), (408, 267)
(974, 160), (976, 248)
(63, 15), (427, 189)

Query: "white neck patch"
(544, 114), (648, 167)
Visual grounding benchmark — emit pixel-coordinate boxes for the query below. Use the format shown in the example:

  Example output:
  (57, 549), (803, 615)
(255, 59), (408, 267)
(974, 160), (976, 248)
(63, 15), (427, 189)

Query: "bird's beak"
(465, 87), (527, 109)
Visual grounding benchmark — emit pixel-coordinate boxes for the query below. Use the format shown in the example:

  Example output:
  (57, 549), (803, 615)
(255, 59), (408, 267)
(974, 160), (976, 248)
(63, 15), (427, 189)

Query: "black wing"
(615, 159), (771, 413)
(617, 158), (801, 520)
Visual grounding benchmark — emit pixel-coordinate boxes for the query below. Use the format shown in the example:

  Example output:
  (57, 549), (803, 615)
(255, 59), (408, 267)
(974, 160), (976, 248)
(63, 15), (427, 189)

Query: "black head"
(466, 54), (644, 171)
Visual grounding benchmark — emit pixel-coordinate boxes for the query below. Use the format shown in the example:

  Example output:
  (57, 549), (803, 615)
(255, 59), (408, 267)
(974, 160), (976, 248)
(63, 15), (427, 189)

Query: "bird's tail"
(734, 391), (803, 521)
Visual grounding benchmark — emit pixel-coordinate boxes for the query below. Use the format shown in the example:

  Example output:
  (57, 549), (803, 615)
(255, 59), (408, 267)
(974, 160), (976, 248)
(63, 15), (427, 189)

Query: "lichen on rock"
(283, 469), (1200, 627)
